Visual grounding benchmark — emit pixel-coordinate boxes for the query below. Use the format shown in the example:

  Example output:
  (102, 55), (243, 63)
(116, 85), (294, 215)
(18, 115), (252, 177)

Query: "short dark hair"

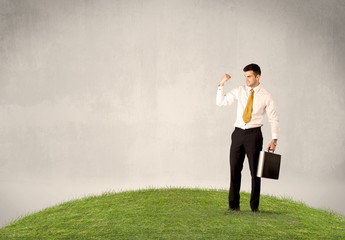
(243, 63), (261, 76)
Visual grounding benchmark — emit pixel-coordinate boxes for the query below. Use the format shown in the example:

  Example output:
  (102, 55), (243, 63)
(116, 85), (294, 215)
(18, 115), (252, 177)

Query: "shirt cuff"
(272, 133), (279, 140)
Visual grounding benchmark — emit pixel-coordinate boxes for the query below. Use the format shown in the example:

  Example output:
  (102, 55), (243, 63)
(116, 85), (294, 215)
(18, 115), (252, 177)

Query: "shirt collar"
(246, 84), (261, 94)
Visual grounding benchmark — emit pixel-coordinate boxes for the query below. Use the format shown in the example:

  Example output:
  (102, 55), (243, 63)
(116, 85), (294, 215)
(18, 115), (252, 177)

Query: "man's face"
(244, 70), (260, 88)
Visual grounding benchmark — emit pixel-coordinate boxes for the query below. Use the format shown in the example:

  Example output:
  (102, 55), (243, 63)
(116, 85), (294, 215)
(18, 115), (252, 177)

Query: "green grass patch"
(1, 188), (344, 239)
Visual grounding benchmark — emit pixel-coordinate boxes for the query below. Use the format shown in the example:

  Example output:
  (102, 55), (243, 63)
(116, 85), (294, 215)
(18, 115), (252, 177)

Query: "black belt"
(235, 127), (261, 131)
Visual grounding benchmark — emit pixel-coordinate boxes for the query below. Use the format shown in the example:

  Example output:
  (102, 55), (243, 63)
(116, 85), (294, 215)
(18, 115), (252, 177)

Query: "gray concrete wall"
(1, 0), (345, 226)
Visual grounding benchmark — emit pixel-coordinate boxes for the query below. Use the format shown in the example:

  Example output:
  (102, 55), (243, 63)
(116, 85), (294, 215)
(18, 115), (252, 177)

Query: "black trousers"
(229, 127), (263, 210)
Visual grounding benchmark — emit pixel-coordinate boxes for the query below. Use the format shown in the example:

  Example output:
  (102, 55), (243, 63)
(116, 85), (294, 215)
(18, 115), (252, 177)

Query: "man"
(216, 63), (279, 212)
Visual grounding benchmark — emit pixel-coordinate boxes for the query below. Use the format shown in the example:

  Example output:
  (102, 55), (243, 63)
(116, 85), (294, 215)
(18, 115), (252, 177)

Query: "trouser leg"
(244, 128), (263, 211)
(229, 128), (245, 209)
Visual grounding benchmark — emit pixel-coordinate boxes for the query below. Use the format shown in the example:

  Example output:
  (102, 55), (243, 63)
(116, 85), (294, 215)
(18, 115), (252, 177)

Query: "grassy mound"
(1, 188), (344, 239)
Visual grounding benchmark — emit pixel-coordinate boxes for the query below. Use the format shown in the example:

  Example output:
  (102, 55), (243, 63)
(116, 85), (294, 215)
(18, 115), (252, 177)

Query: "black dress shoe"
(225, 207), (240, 215)
(252, 209), (260, 213)
(229, 207), (240, 211)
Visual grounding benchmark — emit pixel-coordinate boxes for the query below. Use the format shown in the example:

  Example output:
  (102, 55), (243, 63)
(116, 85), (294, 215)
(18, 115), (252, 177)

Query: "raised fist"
(219, 74), (231, 86)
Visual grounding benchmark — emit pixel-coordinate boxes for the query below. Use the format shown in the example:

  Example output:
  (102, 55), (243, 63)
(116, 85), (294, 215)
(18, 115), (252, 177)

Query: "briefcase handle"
(267, 148), (275, 153)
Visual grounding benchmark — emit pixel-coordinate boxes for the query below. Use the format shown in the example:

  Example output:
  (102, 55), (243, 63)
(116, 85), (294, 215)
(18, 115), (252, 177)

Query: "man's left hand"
(266, 140), (277, 152)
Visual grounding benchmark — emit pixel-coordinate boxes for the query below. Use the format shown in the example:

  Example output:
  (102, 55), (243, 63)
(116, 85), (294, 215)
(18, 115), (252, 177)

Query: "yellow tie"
(243, 89), (254, 123)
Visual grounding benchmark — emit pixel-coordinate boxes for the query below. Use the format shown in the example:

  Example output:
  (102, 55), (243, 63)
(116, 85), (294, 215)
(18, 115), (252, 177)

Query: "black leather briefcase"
(256, 150), (281, 180)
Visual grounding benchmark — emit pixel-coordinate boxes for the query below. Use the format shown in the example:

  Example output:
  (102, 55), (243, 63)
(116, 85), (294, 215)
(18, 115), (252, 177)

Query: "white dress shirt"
(216, 84), (280, 140)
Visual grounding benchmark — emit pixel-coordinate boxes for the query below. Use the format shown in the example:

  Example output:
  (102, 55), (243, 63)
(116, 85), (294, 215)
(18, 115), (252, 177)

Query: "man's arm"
(216, 74), (236, 106)
(265, 95), (280, 151)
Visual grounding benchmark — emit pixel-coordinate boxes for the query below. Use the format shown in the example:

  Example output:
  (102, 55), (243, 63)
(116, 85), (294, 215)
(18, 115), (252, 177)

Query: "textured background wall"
(1, 0), (345, 226)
